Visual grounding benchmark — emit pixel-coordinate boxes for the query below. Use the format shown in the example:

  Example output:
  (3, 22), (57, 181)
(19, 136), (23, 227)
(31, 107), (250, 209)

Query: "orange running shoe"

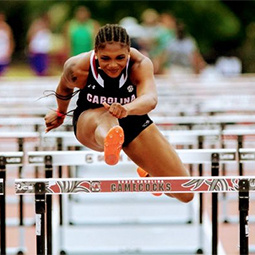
(137, 167), (162, 196)
(104, 126), (124, 165)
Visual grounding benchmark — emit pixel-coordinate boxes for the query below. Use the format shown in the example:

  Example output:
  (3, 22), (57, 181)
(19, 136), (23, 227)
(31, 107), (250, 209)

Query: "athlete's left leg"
(123, 123), (194, 203)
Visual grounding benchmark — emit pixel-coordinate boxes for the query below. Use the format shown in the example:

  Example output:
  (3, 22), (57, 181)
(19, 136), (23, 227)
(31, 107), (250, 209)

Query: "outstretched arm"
(103, 49), (158, 119)
(44, 67), (74, 132)
(44, 55), (88, 132)
(126, 52), (158, 115)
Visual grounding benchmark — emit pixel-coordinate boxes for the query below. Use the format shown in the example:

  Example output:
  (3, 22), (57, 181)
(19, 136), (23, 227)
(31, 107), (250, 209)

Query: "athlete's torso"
(76, 51), (137, 111)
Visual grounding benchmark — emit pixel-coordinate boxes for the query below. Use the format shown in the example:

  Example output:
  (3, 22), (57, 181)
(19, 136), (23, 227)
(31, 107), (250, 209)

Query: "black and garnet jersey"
(76, 51), (137, 111)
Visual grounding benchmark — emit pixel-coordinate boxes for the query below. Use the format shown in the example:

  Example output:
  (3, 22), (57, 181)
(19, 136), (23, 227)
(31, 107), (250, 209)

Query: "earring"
(95, 55), (98, 59)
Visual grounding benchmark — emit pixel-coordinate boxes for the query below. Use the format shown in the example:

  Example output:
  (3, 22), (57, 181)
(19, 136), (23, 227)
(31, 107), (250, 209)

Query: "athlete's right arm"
(44, 61), (74, 133)
(44, 52), (91, 133)
(44, 54), (89, 133)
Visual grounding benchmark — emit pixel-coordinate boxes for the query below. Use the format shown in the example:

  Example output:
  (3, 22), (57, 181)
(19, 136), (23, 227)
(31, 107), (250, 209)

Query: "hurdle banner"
(15, 176), (255, 195)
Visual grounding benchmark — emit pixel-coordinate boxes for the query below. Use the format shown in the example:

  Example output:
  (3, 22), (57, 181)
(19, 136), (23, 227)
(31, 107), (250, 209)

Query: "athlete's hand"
(103, 102), (128, 119)
(44, 110), (65, 133)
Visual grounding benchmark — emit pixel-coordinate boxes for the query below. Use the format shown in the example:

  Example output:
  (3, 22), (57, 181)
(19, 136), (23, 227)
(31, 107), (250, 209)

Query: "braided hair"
(95, 24), (131, 51)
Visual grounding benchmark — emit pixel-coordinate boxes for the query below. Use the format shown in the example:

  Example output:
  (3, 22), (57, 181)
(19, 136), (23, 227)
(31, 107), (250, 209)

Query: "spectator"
(64, 6), (100, 57)
(0, 11), (15, 76)
(159, 12), (177, 36)
(166, 21), (206, 75)
(159, 12), (177, 73)
(140, 8), (173, 74)
(119, 16), (145, 51)
(27, 12), (52, 76)
(215, 54), (242, 77)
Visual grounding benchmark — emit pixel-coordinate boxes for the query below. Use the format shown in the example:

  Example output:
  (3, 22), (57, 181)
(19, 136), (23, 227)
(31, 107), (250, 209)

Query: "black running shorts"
(73, 108), (153, 147)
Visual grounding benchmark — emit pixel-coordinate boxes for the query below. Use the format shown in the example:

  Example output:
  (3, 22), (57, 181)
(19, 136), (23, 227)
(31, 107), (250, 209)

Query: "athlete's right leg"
(75, 107), (124, 164)
(76, 107), (118, 151)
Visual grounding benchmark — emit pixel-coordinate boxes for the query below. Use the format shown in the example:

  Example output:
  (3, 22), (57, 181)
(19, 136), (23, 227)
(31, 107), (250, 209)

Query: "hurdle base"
(196, 248), (203, 254)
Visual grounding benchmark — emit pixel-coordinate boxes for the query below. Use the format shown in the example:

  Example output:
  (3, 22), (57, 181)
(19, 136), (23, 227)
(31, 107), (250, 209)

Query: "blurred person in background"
(166, 21), (206, 76)
(215, 52), (242, 77)
(64, 5), (100, 57)
(0, 11), (15, 76)
(27, 12), (52, 76)
(119, 16), (146, 52)
(160, 12), (177, 34)
(140, 8), (173, 74)
(159, 12), (177, 74)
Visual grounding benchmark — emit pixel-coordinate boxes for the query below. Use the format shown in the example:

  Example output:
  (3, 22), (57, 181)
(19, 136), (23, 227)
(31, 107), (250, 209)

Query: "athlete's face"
(96, 42), (130, 78)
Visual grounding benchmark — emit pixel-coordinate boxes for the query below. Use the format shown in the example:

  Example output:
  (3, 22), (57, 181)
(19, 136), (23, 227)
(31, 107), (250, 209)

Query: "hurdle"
(15, 175), (252, 255)
(0, 117), (45, 133)
(41, 129), (220, 233)
(0, 152), (23, 255)
(41, 129), (221, 153)
(153, 115), (255, 129)
(25, 148), (236, 254)
(27, 149), (236, 166)
(220, 130), (255, 224)
(0, 132), (41, 255)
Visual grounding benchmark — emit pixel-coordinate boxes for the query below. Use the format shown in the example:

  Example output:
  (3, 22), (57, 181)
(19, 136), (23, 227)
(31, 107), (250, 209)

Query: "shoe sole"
(104, 126), (124, 165)
(137, 167), (162, 196)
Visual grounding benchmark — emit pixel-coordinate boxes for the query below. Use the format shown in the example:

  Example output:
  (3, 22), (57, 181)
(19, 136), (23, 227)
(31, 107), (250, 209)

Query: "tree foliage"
(1, 0), (255, 71)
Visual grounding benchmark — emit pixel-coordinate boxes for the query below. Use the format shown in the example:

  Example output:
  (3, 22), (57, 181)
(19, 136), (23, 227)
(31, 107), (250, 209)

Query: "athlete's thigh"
(123, 124), (190, 177)
(75, 108), (105, 150)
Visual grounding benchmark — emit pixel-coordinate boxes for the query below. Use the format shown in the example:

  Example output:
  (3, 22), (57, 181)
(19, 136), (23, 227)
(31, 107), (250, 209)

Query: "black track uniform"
(73, 51), (153, 147)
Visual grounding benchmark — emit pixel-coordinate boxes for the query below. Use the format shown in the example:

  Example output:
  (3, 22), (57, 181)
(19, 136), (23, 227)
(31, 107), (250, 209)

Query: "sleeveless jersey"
(76, 51), (137, 111)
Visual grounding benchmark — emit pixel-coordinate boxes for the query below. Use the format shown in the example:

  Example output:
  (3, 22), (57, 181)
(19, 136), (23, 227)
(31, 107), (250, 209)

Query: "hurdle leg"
(35, 183), (46, 255)
(211, 153), (220, 255)
(239, 179), (249, 255)
(57, 138), (63, 228)
(0, 156), (6, 255)
(18, 165), (25, 255)
(197, 135), (204, 254)
(196, 162), (204, 254)
(18, 138), (26, 254)
(238, 136), (244, 176)
(219, 132), (228, 223)
(44, 155), (53, 255)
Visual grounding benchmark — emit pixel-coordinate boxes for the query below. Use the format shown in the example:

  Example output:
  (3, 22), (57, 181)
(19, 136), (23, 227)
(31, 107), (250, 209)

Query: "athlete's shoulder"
(130, 48), (153, 70)
(63, 51), (92, 73)
(61, 51), (93, 89)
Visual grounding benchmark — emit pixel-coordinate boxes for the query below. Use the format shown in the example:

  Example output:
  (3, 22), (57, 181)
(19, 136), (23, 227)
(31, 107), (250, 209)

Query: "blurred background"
(1, 0), (255, 77)
(1, 2), (255, 254)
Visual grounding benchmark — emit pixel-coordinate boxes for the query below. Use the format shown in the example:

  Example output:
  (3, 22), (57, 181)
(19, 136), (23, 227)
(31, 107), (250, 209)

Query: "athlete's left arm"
(103, 50), (158, 119)
(125, 53), (158, 116)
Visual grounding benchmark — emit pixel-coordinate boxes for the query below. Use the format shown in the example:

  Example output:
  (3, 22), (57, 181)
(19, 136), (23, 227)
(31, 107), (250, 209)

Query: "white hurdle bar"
(3, 114), (255, 132)
(27, 148), (237, 166)
(153, 115), (255, 127)
(41, 129), (221, 151)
